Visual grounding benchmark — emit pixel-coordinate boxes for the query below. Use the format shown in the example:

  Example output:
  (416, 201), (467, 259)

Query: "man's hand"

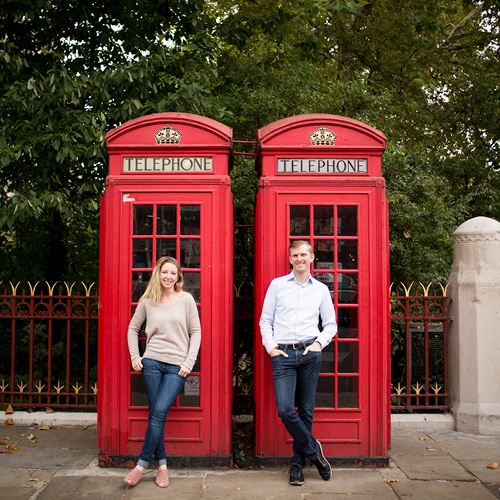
(303, 341), (322, 355)
(270, 347), (289, 358)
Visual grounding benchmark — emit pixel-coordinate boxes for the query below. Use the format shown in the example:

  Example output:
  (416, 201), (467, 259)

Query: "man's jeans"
(271, 349), (322, 468)
(137, 358), (186, 468)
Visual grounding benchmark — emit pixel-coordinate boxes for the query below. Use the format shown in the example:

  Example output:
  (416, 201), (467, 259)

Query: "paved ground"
(0, 421), (499, 499)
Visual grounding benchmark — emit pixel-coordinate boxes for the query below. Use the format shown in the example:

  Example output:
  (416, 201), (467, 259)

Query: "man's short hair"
(288, 240), (312, 254)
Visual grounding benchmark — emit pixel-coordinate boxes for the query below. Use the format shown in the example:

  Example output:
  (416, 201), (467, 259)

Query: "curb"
(3, 412), (456, 431)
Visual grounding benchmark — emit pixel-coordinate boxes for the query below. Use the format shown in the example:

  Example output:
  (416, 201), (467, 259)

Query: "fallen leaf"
(487, 462), (499, 469)
(81, 425), (88, 430)
(11, 445), (20, 451)
(236, 487), (242, 491)
(45, 407), (54, 414)
(4, 418), (14, 425)
(26, 433), (36, 442)
(30, 421), (39, 426)
(5, 405), (13, 415)
(426, 445), (433, 449)
(29, 478), (39, 482)
(419, 436), (426, 441)
(385, 478), (399, 483)
(39, 425), (50, 431)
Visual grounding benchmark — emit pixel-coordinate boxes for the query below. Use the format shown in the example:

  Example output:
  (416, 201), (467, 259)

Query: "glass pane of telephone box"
(338, 240), (358, 269)
(337, 308), (358, 339)
(183, 272), (200, 302)
(133, 205), (153, 235)
(338, 272), (358, 304)
(338, 376), (359, 408)
(337, 206), (358, 236)
(131, 272), (151, 302)
(179, 376), (200, 407)
(180, 205), (200, 235)
(132, 239), (153, 269)
(290, 206), (310, 236)
(317, 343), (334, 408)
(156, 239), (176, 260)
(337, 342), (359, 373)
(157, 205), (177, 235)
(181, 239), (200, 268)
(316, 375), (334, 408)
(314, 206), (334, 236)
(314, 239), (333, 266)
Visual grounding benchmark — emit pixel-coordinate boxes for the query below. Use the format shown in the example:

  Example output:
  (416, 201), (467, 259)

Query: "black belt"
(277, 339), (316, 351)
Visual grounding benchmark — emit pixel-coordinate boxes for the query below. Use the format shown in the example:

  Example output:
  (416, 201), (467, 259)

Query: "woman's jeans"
(137, 358), (186, 468)
(271, 349), (322, 468)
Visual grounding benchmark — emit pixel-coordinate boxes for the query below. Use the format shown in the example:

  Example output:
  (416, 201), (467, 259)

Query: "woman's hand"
(131, 358), (143, 371)
(178, 364), (190, 377)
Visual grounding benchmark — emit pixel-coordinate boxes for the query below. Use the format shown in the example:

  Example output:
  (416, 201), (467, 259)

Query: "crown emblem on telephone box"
(309, 125), (336, 146)
(154, 124), (182, 144)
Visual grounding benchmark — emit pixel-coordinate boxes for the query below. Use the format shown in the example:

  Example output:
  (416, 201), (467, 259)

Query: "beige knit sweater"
(127, 293), (201, 372)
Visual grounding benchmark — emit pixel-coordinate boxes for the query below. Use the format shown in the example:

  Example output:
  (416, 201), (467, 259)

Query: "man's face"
(289, 244), (314, 273)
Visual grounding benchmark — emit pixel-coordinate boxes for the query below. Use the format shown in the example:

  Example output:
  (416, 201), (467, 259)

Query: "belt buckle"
(292, 342), (302, 350)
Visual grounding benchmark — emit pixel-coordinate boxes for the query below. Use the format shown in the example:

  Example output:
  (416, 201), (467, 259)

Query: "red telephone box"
(98, 113), (233, 466)
(254, 114), (390, 466)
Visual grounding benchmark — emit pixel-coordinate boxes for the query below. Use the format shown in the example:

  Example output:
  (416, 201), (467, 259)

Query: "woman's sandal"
(156, 467), (170, 488)
(123, 466), (143, 486)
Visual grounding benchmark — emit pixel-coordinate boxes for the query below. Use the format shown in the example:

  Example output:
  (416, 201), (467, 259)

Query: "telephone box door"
(123, 192), (212, 457)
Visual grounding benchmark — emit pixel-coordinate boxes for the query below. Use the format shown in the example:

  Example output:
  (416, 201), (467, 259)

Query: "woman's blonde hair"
(140, 256), (184, 305)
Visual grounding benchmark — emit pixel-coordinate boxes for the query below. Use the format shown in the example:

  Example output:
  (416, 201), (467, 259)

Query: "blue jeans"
(271, 349), (322, 468)
(137, 358), (186, 468)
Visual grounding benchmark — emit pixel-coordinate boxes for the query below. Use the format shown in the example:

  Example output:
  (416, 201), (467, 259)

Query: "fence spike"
(439, 282), (449, 297)
(27, 281), (40, 296)
(45, 281), (58, 296)
(400, 282), (413, 297)
(81, 282), (95, 296)
(9, 281), (20, 295)
(64, 281), (76, 296)
(419, 282), (432, 297)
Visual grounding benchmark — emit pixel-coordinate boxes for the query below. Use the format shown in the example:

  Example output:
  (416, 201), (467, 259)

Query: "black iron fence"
(0, 281), (448, 414)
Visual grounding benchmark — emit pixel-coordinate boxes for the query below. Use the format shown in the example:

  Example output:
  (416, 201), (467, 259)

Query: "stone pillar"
(448, 216), (500, 434)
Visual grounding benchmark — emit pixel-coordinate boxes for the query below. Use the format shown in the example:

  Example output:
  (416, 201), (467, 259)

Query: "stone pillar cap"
(454, 216), (500, 240)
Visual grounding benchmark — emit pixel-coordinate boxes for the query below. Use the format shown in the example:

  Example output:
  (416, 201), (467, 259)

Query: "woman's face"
(159, 262), (179, 291)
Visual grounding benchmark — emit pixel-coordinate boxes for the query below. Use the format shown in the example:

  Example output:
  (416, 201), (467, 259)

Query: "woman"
(124, 256), (201, 488)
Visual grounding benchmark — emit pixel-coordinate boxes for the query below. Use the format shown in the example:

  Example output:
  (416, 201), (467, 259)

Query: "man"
(259, 240), (337, 486)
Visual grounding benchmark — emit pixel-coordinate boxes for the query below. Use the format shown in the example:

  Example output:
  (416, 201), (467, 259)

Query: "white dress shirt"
(259, 271), (337, 354)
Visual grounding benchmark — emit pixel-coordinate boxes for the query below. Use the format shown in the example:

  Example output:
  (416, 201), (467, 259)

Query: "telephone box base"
(254, 455), (389, 469)
(98, 453), (232, 469)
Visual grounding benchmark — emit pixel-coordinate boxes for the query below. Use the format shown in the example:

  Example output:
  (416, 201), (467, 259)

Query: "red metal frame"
(0, 284), (98, 410)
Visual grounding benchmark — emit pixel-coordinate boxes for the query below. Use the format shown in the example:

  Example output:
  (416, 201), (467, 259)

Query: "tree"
(1, 0), (499, 284)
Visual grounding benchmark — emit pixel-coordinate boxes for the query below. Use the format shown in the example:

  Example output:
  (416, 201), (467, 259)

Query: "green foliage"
(384, 147), (465, 283)
(0, 0), (499, 285)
